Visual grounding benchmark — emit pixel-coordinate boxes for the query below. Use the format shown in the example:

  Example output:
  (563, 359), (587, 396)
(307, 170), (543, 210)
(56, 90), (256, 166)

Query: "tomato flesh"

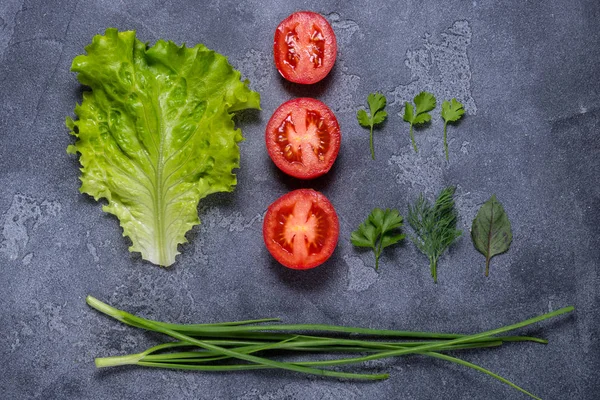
(266, 98), (341, 179)
(263, 189), (339, 270)
(274, 11), (337, 84)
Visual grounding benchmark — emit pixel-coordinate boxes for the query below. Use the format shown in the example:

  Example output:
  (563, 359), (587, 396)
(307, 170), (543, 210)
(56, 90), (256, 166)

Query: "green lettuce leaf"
(66, 28), (260, 267)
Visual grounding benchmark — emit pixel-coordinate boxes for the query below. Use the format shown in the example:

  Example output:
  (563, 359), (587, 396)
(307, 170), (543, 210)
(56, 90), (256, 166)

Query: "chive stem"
(86, 296), (573, 398)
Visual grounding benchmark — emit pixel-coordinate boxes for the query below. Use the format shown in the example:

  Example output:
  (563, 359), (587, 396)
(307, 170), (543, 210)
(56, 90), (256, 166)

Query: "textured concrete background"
(1, 0), (599, 399)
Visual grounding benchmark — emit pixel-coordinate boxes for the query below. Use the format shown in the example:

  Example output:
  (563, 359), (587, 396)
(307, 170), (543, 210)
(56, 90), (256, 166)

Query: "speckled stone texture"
(1, 1), (599, 399)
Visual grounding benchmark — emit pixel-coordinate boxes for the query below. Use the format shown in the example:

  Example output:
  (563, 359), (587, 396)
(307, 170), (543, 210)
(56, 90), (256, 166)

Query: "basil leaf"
(471, 195), (513, 276)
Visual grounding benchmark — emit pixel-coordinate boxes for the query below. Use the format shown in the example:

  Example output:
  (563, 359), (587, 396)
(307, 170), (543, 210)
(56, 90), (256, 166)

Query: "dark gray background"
(1, 0), (598, 399)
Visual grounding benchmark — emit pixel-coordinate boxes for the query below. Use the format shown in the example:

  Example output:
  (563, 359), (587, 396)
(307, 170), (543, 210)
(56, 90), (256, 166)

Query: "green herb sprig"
(357, 93), (388, 160)
(441, 98), (465, 160)
(350, 208), (405, 270)
(87, 295), (574, 400)
(403, 91), (436, 152)
(408, 186), (462, 283)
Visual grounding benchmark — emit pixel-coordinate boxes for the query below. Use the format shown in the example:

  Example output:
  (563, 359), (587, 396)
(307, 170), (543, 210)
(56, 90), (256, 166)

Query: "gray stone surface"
(1, 0), (599, 399)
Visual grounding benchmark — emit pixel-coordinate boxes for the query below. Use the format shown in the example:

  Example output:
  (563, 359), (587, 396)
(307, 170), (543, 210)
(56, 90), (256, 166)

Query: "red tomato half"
(274, 11), (337, 84)
(266, 98), (341, 179)
(263, 189), (339, 270)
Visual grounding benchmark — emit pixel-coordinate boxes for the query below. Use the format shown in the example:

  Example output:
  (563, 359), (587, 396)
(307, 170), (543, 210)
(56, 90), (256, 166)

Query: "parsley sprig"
(357, 93), (388, 160)
(441, 98), (465, 160)
(408, 186), (462, 283)
(351, 208), (405, 270)
(403, 91), (436, 152)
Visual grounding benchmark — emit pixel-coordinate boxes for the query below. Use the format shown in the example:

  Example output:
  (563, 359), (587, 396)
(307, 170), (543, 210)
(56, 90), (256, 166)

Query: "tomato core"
(276, 109), (330, 165)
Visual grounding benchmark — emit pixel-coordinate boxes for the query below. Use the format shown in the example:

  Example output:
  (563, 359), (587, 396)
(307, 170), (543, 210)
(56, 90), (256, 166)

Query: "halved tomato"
(266, 98), (341, 179)
(274, 11), (337, 84)
(263, 189), (339, 270)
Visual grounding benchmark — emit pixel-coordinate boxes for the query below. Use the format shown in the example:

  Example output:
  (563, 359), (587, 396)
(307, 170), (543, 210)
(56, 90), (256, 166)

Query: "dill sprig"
(408, 186), (462, 283)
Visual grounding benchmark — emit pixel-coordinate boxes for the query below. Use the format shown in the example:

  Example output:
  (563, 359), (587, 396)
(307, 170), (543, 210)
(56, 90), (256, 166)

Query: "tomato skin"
(273, 11), (337, 84)
(265, 98), (341, 180)
(263, 189), (339, 270)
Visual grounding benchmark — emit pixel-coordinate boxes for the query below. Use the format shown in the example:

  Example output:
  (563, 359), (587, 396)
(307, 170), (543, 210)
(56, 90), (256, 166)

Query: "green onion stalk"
(87, 296), (573, 400)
